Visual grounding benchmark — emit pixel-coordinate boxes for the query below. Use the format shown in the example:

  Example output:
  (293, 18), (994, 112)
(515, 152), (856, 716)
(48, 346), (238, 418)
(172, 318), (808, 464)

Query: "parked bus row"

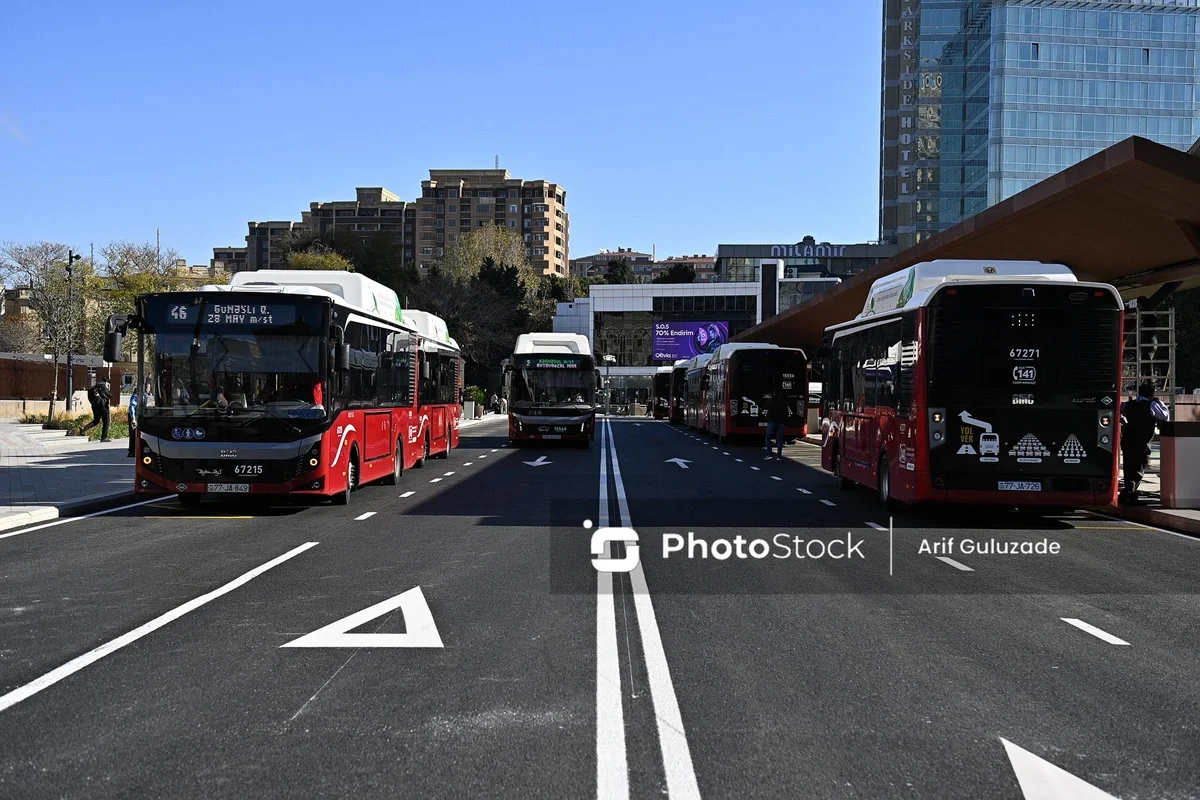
(105, 270), (463, 506)
(653, 343), (809, 443)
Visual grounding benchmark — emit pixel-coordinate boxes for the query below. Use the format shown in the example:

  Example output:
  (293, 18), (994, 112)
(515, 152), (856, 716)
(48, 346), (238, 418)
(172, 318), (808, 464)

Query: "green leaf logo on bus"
(897, 269), (917, 308)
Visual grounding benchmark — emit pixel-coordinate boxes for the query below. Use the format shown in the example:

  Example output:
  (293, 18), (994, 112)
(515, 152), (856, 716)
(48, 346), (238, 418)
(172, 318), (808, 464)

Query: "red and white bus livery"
(104, 270), (462, 506)
(820, 260), (1122, 508)
(668, 359), (688, 424)
(703, 343), (808, 441)
(682, 353), (713, 430)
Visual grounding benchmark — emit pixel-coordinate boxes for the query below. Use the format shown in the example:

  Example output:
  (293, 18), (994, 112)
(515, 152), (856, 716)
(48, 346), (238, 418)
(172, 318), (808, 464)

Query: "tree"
(86, 240), (184, 357)
(0, 313), (41, 353)
(0, 241), (89, 419)
(652, 263), (696, 284)
(439, 226), (535, 288)
(288, 249), (354, 271)
(605, 257), (636, 285)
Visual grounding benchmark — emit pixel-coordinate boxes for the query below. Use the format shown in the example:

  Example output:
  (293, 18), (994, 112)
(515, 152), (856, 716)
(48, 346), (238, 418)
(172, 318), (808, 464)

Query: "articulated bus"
(820, 260), (1122, 508)
(104, 270), (462, 506)
(506, 332), (597, 445)
(668, 359), (688, 424)
(682, 353), (714, 430)
(702, 343), (809, 442)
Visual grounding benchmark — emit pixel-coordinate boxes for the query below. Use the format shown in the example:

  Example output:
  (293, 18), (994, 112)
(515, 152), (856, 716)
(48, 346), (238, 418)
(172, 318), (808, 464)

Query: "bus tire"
(415, 433), (429, 468)
(832, 446), (853, 490)
(382, 438), (403, 485)
(333, 448), (358, 505)
(436, 425), (451, 459)
(178, 493), (202, 508)
(878, 453), (897, 510)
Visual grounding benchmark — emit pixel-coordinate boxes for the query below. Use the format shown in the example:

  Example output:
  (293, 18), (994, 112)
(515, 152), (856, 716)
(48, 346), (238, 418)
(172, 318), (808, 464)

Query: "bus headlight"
(142, 456), (153, 466)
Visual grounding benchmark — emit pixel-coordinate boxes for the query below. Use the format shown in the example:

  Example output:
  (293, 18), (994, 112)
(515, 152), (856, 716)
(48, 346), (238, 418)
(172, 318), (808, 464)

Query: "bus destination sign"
(167, 303), (297, 326)
(524, 356), (587, 370)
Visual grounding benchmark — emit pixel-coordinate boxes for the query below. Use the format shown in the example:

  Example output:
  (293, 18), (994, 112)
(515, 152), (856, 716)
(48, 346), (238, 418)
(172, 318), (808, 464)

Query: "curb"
(1103, 505), (1200, 538)
(0, 491), (146, 535)
(0, 507), (59, 534)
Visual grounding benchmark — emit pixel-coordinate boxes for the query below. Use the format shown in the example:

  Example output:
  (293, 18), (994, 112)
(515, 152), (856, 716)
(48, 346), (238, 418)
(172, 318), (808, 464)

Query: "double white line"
(596, 418), (700, 799)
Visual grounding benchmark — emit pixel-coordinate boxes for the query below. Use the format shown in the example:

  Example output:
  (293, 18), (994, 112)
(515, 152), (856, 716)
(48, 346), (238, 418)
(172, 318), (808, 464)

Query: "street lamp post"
(64, 250), (82, 411)
(602, 354), (616, 415)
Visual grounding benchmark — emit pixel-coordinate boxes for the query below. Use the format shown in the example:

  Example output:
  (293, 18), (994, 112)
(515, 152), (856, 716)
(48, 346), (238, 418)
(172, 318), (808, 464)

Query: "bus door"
(364, 411), (392, 462)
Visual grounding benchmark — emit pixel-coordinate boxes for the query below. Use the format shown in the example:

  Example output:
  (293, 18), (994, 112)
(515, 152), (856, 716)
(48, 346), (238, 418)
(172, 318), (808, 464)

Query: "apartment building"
(652, 254), (717, 282)
(243, 220), (305, 272)
(418, 170), (569, 276)
(210, 247), (247, 274)
(569, 248), (653, 279)
(303, 187), (418, 270)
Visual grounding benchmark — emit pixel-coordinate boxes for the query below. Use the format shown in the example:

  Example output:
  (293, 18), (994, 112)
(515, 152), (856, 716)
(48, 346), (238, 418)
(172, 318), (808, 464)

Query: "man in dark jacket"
(81, 378), (112, 442)
(1120, 380), (1169, 504)
(764, 392), (790, 459)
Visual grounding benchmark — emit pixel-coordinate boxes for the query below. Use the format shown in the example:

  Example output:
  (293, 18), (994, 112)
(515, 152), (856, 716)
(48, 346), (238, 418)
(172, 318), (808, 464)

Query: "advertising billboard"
(652, 321), (729, 360)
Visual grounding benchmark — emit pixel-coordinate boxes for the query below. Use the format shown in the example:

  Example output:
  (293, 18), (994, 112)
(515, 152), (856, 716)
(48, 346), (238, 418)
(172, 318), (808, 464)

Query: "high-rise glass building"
(880, 0), (1200, 250)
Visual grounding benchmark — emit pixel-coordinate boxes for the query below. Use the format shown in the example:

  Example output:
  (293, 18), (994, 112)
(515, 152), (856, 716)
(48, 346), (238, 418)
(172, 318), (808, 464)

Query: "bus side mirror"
(335, 343), (351, 372)
(104, 332), (122, 363)
(421, 361), (431, 380)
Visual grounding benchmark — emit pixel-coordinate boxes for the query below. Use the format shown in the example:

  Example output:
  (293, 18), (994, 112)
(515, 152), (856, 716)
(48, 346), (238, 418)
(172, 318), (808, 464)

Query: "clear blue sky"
(0, 1), (883, 267)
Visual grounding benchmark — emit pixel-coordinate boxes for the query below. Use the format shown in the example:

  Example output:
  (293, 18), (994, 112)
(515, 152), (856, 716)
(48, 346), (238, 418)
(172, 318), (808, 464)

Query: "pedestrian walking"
(490, 392), (500, 414)
(764, 392), (789, 459)
(1119, 380), (1169, 505)
(81, 378), (112, 441)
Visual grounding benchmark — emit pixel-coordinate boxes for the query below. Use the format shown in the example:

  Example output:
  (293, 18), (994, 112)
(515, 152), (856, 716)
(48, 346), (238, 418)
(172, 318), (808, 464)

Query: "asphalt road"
(1, 416), (1198, 799)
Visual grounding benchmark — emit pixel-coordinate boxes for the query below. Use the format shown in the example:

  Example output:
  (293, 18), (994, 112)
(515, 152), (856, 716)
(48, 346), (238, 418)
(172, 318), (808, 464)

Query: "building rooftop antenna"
(495, 154), (499, 169)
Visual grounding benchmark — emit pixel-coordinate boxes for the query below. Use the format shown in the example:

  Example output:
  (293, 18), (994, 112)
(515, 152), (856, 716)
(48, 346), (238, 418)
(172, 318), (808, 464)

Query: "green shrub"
(20, 413), (48, 424)
(465, 385), (487, 406)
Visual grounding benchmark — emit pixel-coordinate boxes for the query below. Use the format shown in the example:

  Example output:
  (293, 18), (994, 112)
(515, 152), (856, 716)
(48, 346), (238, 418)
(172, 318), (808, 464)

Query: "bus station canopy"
(736, 136), (1200, 353)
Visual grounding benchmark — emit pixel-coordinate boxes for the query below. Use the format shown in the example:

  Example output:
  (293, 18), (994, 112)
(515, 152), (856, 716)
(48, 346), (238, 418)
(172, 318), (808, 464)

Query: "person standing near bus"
(765, 391), (788, 459)
(81, 378), (112, 441)
(1119, 380), (1169, 505)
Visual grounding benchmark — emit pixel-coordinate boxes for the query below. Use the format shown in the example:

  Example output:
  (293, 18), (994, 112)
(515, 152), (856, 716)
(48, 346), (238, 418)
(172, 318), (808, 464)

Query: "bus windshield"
(510, 355), (596, 409)
(139, 295), (330, 424)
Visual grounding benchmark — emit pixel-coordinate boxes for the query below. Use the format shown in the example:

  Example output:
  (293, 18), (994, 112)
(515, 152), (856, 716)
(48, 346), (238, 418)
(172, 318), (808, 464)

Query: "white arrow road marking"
(936, 556), (974, 572)
(524, 456), (553, 467)
(665, 458), (692, 469)
(1001, 738), (1119, 799)
(282, 587), (443, 648)
(399, 491), (415, 498)
(0, 542), (319, 712)
(354, 512), (376, 521)
(1062, 618), (1130, 645)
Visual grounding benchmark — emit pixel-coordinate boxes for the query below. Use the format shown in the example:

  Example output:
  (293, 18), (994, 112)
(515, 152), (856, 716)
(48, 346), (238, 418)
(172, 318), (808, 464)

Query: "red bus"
(682, 353), (713, 430)
(820, 260), (1122, 508)
(104, 270), (462, 506)
(703, 343), (808, 442)
(668, 359), (688, 424)
(652, 366), (672, 420)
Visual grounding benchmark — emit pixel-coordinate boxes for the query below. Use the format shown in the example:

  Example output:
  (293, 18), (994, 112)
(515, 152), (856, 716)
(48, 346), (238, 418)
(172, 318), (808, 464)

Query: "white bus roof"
(682, 353), (714, 372)
(858, 259), (1076, 319)
(655, 365), (675, 374)
(405, 309), (460, 354)
(513, 332), (593, 357)
(672, 359), (689, 368)
(226, 270), (408, 327)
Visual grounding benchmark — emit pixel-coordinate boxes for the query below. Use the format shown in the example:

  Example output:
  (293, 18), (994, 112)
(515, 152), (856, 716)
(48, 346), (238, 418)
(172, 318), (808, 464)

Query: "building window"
(496, 190), (506, 199)
(509, 205), (518, 213)
(478, 190), (492, 198)
(477, 220), (487, 227)
(448, 205), (457, 213)
(508, 220), (516, 228)
(448, 189), (458, 198)
(436, 205), (444, 214)
(461, 219), (471, 228)
(476, 204), (491, 212)
(421, 247), (434, 256)
(524, 220), (531, 228)
(420, 232), (435, 241)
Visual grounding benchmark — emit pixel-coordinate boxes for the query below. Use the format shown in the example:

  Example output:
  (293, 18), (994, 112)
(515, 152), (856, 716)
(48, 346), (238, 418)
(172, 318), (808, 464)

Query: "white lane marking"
(936, 556), (974, 572)
(477, 454), (488, 459)
(866, 521), (886, 530)
(797, 488), (812, 495)
(429, 478), (443, 483)
(354, 512), (377, 521)
(722, 451), (729, 455)
(711, 446), (718, 450)
(443, 471), (455, 476)
(1001, 737), (1120, 799)
(1061, 618), (1130, 646)
(596, 420), (629, 799)
(463, 462), (473, 466)
(750, 466), (761, 471)
(0, 542), (319, 713)
(282, 587), (442, 648)
(820, 499), (836, 506)
(0, 496), (163, 541)
(606, 420), (700, 799)
(399, 491), (415, 498)
(735, 458), (743, 463)
(1086, 510), (1200, 542)
(491, 449), (499, 452)
(770, 476), (782, 481)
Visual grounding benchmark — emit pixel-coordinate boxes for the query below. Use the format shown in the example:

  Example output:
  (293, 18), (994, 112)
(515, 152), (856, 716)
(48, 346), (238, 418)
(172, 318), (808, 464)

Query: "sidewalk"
(0, 420), (136, 533)
(459, 411), (504, 430)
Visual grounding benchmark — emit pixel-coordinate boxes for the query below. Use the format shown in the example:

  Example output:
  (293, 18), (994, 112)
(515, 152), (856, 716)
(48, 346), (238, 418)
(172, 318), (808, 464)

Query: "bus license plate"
(998, 481), (1042, 492)
(208, 483), (250, 493)
(541, 435), (561, 440)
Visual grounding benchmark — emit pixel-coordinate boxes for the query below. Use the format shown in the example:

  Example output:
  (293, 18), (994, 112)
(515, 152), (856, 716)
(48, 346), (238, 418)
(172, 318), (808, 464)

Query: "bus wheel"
(833, 447), (853, 491)
(415, 433), (429, 468)
(178, 493), (202, 508)
(333, 449), (358, 505)
(383, 438), (403, 485)
(436, 425), (451, 459)
(878, 453), (896, 510)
